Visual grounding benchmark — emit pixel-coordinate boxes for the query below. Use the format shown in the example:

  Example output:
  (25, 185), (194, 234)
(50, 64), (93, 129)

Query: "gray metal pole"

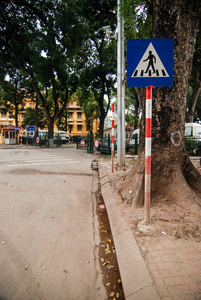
(121, 24), (125, 165)
(117, 0), (125, 168)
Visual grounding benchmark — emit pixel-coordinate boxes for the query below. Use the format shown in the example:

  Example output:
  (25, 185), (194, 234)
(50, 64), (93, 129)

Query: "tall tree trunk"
(35, 96), (39, 138)
(14, 82), (18, 128)
(118, 0), (201, 207)
(99, 114), (105, 136)
(47, 118), (54, 148)
(186, 66), (201, 122)
(98, 95), (107, 136)
(134, 94), (139, 129)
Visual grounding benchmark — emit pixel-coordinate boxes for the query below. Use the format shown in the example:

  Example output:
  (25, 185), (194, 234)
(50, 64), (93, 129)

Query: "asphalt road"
(0, 147), (106, 300)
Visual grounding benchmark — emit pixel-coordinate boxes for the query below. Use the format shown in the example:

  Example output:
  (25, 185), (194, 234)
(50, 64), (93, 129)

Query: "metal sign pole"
(117, 0), (125, 168)
(111, 102), (115, 173)
(121, 32), (125, 165)
(144, 86), (153, 224)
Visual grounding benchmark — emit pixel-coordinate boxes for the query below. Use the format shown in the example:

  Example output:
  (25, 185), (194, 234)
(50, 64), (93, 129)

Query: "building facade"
(0, 97), (99, 143)
(67, 99), (99, 137)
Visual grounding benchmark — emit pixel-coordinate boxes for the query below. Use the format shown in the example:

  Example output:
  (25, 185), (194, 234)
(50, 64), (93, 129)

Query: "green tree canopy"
(72, 0), (117, 136)
(22, 107), (47, 129)
(0, 0), (87, 142)
(77, 87), (100, 131)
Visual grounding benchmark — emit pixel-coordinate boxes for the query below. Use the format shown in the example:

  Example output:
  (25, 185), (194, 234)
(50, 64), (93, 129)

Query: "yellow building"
(67, 99), (99, 137)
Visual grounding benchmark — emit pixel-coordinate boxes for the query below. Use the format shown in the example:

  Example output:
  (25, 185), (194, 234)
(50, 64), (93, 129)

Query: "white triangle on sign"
(132, 42), (169, 78)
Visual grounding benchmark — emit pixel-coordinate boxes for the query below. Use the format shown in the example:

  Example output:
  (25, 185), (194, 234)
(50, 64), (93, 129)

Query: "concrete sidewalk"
(99, 158), (201, 300)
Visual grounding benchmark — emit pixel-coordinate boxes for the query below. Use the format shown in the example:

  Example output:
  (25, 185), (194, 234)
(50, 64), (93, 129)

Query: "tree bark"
(35, 96), (39, 138)
(186, 66), (201, 122)
(118, 0), (201, 207)
(14, 81), (19, 128)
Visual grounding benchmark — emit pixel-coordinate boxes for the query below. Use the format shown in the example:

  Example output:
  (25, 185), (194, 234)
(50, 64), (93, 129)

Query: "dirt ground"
(108, 156), (201, 244)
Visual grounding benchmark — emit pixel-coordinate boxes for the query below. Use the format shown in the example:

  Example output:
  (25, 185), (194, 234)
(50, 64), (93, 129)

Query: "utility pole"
(117, 0), (125, 168)
(101, 0), (125, 168)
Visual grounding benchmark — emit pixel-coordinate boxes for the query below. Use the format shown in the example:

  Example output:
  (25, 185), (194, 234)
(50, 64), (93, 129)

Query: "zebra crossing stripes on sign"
(127, 39), (174, 87)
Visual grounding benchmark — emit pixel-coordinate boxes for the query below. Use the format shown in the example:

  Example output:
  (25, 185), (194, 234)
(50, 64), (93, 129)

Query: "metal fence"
(76, 132), (139, 155)
(22, 136), (62, 147)
(76, 131), (94, 153)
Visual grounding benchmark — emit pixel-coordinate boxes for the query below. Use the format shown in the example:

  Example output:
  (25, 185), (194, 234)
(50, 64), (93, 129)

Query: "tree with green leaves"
(125, 87), (140, 128)
(22, 107), (47, 129)
(0, 72), (28, 128)
(77, 87), (100, 131)
(118, 0), (201, 210)
(0, 0), (87, 144)
(73, 0), (117, 136)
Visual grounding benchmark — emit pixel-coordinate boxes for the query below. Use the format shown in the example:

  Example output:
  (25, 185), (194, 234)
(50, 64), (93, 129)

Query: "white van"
(130, 128), (140, 146)
(23, 129), (48, 139)
(185, 123), (201, 140)
(54, 130), (69, 144)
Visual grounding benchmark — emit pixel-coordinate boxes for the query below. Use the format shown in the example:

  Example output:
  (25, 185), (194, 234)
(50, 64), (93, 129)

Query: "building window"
(69, 112), (73, 120)
(77, 112), (82, 120)
(77, 125), (82, 132)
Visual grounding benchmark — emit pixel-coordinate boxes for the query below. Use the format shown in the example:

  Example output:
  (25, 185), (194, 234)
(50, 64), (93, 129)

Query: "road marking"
(0, 154), (59, 161)
(0, 157), (70, 163)
(0, 151), (79, 167)
(7, 160), (79, 167)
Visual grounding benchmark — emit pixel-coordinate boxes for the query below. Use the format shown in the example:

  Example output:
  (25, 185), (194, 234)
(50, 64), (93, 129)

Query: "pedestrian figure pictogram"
(143, 51), (156, 74)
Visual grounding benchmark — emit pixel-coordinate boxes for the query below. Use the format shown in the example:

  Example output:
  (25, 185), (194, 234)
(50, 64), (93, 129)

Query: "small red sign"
(81, 139), (85, 146)
(94, 139), (99, 148)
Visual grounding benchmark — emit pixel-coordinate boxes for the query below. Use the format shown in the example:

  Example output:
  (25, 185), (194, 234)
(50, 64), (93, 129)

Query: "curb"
(99, 162), (160, 300)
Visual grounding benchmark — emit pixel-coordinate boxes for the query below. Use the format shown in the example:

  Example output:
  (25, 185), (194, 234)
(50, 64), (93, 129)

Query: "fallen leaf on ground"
(1, 241), (6, 244)
(105, 244), (111, 254)
(109, 292), (115, 297)
(102, 261), (110, 266)
(106, 282), (111, 286)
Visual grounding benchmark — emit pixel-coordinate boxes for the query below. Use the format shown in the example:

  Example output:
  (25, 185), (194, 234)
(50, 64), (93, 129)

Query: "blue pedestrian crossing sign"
(127, 39), (174, 87)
